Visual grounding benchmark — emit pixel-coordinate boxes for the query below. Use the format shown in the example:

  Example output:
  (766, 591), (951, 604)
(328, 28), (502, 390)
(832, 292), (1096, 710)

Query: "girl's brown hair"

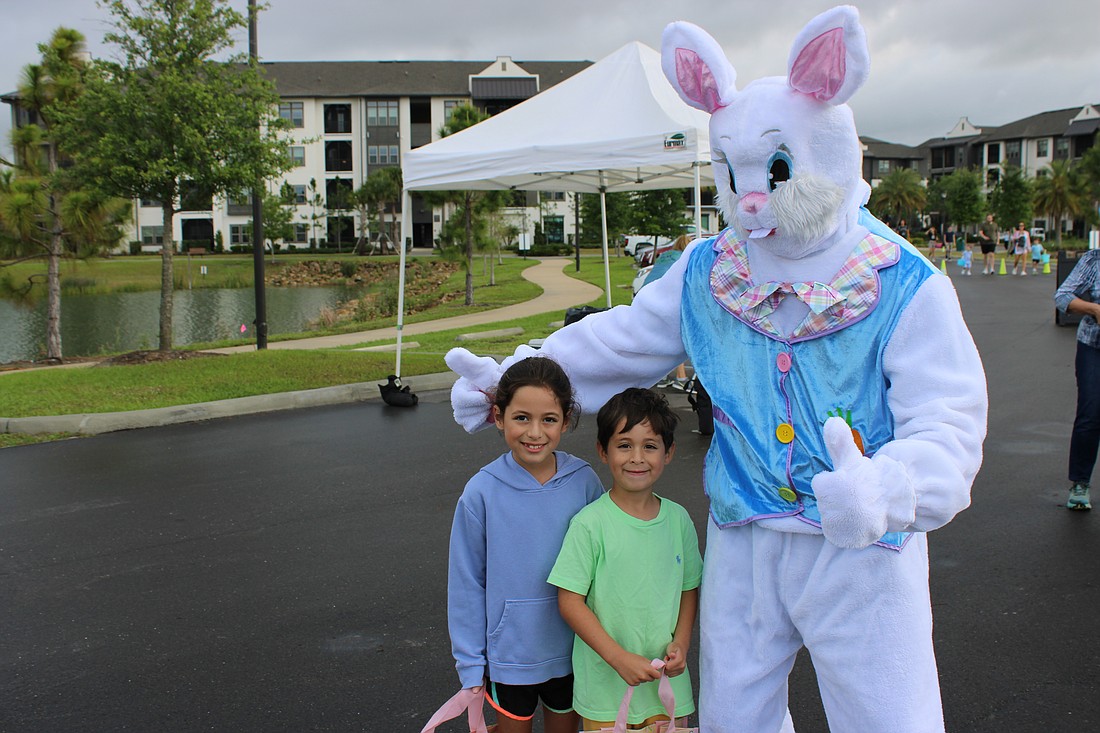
(493, 356), (579, 428)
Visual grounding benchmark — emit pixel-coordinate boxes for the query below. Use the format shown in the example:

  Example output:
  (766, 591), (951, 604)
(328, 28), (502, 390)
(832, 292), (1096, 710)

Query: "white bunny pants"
(699, 522), (945, 733)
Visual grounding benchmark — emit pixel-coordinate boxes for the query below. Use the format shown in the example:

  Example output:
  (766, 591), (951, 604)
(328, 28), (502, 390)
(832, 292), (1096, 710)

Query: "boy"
(548, 388), (702, 730)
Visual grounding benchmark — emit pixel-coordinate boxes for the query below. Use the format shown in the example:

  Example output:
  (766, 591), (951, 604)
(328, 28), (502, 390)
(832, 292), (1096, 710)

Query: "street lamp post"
(248, 0), (267, 349)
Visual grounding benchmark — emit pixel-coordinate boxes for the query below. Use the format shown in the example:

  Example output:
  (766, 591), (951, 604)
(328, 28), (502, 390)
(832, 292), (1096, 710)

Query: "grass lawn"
(0, 253), (644, 447)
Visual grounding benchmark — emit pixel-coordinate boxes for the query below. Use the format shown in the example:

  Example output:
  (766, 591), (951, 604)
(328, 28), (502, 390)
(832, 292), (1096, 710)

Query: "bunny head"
(662, 6), (872, 259)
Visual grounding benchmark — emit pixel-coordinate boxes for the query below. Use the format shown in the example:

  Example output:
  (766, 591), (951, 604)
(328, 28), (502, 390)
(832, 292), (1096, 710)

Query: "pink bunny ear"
(661, 21), (736, 113)
(787, 5), (869, 106)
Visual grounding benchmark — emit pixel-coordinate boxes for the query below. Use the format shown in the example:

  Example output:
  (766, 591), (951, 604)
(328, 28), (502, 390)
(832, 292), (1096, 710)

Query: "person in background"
(1030, 237), (1046, 275)
(1054, 250), (1100, 511)
(1010, 222), (1031, 276)
(959, 240), (974, 276)
(645, 235), (692, 390)
(978, 214), (999, 275)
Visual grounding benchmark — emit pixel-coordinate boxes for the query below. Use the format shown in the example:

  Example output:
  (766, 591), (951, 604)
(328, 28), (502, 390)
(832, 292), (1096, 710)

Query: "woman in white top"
(1011, 222), (1031, 276)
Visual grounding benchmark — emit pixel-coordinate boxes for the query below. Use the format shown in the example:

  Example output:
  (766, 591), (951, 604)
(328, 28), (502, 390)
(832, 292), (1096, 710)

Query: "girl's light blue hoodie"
(448, 451), (603, 688)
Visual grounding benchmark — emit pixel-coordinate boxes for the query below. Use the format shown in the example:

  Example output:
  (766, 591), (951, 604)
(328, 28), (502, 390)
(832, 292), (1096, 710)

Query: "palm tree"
(1032, 160), (1083, 246)
(0, 28), (128, 360)
(868, 168), (926, 230)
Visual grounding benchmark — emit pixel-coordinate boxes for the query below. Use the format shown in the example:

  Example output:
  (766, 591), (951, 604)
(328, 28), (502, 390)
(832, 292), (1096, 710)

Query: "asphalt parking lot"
(2, 261), (1098, 732)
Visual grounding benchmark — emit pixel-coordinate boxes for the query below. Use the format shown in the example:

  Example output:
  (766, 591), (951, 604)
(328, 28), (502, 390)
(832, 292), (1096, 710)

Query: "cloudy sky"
(2, 0), (1098, 158)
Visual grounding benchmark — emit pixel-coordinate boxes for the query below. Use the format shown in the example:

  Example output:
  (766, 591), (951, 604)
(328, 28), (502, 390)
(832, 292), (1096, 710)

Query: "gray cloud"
(3, 0), (1098, 157)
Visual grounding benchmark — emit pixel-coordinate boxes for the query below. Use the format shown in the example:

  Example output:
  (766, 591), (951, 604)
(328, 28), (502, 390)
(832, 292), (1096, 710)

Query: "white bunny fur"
(447, 7), (986, 730)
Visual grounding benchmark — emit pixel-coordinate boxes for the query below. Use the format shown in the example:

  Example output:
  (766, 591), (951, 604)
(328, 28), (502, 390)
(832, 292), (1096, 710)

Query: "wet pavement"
(2, 263), (1098, 731)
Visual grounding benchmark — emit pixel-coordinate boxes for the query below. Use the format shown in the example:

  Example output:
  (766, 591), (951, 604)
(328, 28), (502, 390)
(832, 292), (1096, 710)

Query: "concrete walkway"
(3, 257), (607, 436)
(208, 257), (603, 353)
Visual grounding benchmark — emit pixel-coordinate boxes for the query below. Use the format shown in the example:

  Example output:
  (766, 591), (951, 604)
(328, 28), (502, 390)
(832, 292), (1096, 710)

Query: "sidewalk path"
(209, 257), (603, 353)
(3, 257), (606, 435)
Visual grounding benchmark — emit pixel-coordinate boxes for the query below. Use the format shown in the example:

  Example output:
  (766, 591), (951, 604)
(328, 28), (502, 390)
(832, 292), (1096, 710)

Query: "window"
(1036, 138), (1049, 157)
(325, 141), (353, 171)
(542, 191), (566, 202)
(140, 226), (164, 245)
(444, 100), (463, 122)
(931, 148), (945, 169)
(368, 145), (400, 165)
(289, 146), (305, 167)
(229, 224), (249, 245)
(293, 223), (309, 243)
(279, 101), (304, 128)
(367, 100), (398, 126)
(324, 104), (351, 134)
(1005, 140), (1021, 165)
(291, 184), (307, 204)
(986, 168), (1000, 185)
(140, 197), (162, 208)
(876, 159), (890, 174)
(227, 193), (252, 216)
(986, 143), (1000, 165)
(544, 215), (564, 244)
(326, 178), (353, 209)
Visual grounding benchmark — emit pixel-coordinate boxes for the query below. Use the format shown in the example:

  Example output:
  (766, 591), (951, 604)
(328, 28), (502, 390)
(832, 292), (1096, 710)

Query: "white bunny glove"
(445, 348), (505, 433)
(810, 416), (916, 549)
(445, 346), (541, 433)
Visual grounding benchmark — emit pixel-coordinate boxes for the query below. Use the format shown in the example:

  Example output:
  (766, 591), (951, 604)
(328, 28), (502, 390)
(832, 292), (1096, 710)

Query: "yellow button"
(775, 423), (794, 443)
(778, 487), (798, 502)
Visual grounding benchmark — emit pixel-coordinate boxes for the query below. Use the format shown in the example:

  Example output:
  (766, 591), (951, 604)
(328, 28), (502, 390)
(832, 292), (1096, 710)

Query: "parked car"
(1030, 227), (1046, 241)
(632, 265), (654, 298)
(622, 234), (672, 257)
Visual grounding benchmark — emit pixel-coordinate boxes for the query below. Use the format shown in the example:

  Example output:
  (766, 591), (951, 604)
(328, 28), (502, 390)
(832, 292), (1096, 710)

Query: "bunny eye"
(767, 151), (793, 191)
(725, 160), (737, 194)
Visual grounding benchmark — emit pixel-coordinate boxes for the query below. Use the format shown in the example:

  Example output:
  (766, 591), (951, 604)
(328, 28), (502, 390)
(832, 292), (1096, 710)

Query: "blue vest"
(680, 223), (935, 549)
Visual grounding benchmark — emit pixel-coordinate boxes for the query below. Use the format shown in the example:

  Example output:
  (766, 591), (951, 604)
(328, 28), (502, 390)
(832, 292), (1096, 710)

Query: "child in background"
(448, 356), (604, 733)
(959, 241), (974, 276)
(549, 388), (702, 730)
(1031, 237), (1046, 275)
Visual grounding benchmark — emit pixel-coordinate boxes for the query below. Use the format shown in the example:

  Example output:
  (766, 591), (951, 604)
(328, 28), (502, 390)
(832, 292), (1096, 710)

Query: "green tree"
(306, 178), (325, 247)
(1033, 159), (1084, 246)
(579, 191), (632, 253)
(630, 189), (690, 240)
(250, 184), (296, 256)
(53, 0), (291, 350)
(432, 104), (503, 305)
(1079, 145), (1100, 228)
(988, 165), (1032, 232)
(867, 167), (926, 226)
(354, 166), (403, 255)
(930, 168), (984, 235)
(0, 28), (129, 360)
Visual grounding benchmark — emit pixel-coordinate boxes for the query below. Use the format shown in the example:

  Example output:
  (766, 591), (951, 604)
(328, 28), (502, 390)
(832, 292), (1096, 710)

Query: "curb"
(2, 372), (459, 436)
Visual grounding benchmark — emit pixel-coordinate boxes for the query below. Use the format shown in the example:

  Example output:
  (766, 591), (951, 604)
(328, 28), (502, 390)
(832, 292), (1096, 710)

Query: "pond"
(0, 285), (365, 363)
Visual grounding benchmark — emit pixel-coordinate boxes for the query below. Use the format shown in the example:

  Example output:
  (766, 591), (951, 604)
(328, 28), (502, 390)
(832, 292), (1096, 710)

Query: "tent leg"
(694, 162), (703, 235)
(395, 189), (411, 378)
(600, 184), (612, 309)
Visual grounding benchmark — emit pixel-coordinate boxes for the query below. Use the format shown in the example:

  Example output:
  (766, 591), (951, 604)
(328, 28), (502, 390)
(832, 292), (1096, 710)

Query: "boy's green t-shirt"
(547, 492), (703, 724)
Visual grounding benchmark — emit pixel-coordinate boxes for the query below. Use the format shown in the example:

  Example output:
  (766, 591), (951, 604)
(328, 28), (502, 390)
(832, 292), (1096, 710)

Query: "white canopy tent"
(394, 41), (714, 376)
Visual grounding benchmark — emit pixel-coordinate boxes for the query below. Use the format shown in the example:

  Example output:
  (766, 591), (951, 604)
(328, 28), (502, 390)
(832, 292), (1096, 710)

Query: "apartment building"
(3, 56), (592, 252)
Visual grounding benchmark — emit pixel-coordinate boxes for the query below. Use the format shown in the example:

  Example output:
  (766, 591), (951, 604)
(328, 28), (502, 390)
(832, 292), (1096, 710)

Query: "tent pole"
(395, 189), (411, 377)
(599, 179), (612, 309)
(694, 162), (703, 235)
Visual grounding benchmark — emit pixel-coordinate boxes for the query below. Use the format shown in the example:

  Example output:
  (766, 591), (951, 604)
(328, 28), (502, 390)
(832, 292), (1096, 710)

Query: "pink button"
(777, 352), (792, 373)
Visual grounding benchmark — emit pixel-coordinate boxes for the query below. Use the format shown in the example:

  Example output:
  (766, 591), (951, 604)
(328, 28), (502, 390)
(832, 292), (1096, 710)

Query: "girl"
(448, 356), (604, 733)
(1011, 222), (1031, 276)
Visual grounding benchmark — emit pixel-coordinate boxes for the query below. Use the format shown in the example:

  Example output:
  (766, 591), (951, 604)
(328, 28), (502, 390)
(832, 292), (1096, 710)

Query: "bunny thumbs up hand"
(446, 348), (505, 433)
(811, 416), (912, 549)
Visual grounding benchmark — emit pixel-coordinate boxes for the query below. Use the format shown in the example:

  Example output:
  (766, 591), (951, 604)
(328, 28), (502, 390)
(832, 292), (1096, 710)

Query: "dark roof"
(980, 106), (1096, 142)
(1066, 117), (1100, 136)
(860, 136), (922, 159)
(471, 77), (537, 100)
(259, 59), (591, 98)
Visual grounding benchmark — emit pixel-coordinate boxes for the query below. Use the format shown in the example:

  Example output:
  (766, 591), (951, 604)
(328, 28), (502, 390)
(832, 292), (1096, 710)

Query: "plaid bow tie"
(737, 280), (844, 315)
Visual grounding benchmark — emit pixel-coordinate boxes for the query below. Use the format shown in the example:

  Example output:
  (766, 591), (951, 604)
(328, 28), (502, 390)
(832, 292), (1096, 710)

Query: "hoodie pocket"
(487, 597), (567, 665)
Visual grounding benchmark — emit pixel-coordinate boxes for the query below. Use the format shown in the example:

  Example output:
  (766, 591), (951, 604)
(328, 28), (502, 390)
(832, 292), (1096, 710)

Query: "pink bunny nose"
(740, 192), (767, 214)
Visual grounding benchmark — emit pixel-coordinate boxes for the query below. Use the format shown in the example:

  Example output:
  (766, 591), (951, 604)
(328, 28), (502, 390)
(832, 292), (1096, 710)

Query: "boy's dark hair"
(596, 387), (678, 451)
(493, 356), (579, 428)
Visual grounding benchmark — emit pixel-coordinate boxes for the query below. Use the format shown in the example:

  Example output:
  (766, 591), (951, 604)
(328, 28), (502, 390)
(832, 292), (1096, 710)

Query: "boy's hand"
(611, 652), (662, 686)
(663, 642), (687, 677)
